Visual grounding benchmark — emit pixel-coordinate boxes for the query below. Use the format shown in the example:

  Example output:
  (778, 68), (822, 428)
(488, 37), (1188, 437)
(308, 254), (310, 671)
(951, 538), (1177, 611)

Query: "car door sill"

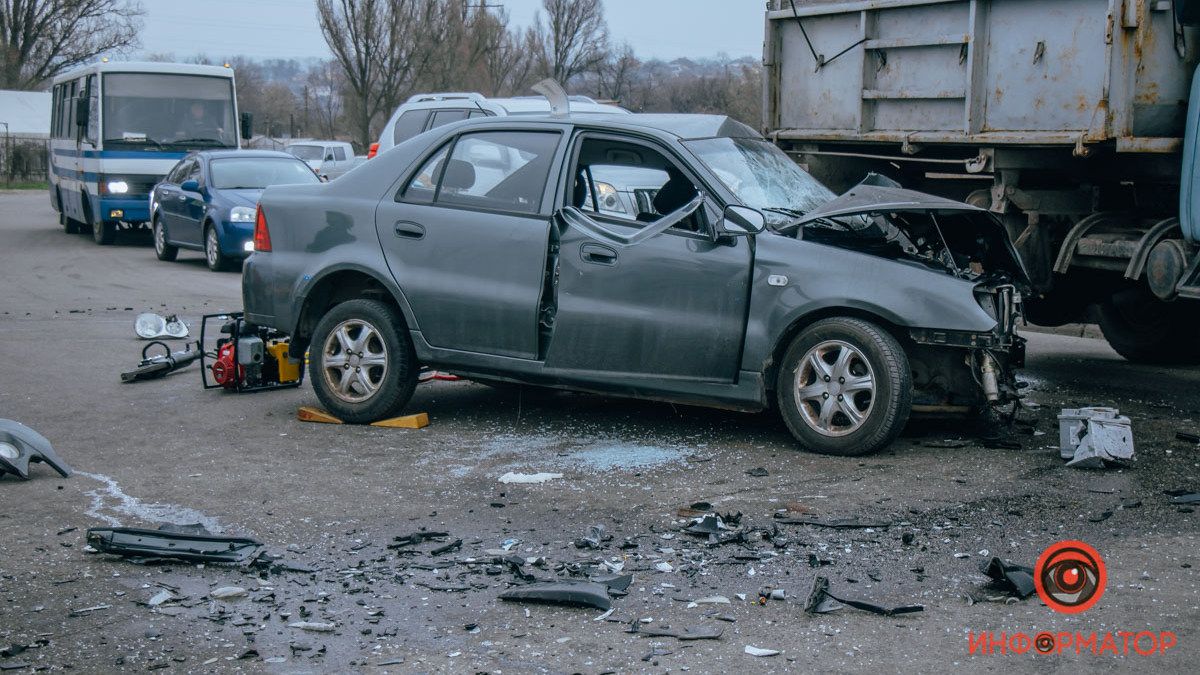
(411, 330), (766, 411)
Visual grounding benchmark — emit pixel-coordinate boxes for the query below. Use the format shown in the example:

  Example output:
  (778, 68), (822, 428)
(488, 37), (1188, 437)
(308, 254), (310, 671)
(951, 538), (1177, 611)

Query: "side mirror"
(74, 98), (89, 127)
(324, 153), (335, 162)
(718, 205), (766, 237)
(180, 179), (200, 193)
(239, 112), (254, 140)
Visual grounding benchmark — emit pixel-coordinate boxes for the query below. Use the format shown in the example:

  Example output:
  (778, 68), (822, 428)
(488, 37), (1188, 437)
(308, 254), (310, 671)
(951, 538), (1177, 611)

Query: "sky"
(135, 0), (764, 62)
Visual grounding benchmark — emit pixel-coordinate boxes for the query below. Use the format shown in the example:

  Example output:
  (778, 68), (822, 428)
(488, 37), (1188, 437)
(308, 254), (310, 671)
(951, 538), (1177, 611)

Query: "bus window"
(102, 73), (237, 149)
(85, 75), (99, 145)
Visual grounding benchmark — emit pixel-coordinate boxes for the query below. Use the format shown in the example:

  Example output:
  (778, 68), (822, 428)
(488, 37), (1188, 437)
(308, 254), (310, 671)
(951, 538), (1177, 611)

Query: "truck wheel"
(58, 190), (82, 234)
(309, 299), (418, 423)
(1096, 289), (1200, 364)
(776, 317), (912, 456)
(153, 215), (178, 261)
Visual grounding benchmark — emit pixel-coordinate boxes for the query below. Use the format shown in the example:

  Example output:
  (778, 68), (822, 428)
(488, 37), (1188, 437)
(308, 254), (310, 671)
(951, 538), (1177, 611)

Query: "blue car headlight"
(229, 206), (256, 223)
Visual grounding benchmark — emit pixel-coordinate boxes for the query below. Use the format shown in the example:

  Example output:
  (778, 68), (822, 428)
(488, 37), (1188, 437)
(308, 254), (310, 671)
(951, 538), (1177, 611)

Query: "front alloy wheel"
(308, 299), (418, 423)
(205, 226), (229, 271)
(777, 317), (912, 456)
(793, 340), (876, 437)
(154, 216), (178, 261)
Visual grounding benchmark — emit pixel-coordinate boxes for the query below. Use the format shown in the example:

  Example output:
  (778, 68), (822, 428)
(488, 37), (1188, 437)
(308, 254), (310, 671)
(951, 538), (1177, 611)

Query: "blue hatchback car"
(151, 150), (321, 270)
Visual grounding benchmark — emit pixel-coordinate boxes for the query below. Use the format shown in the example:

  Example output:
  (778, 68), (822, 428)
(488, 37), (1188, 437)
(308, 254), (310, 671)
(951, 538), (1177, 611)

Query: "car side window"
(468, 110), (491, 119)
(184, 160), (203, 188)
(429, 109), (469, 129)
(333, 146), (347, 161)
(166, 160), (189, 184)
(569, 137), (706, 232)
(400, 144), (450, 204)
(435, 131), (560, 215)
(392, 110), (430, 145)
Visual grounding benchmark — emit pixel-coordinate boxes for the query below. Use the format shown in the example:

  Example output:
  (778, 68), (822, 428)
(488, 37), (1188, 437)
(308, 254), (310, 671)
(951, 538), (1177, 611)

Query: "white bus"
(48, 61), (251, 244)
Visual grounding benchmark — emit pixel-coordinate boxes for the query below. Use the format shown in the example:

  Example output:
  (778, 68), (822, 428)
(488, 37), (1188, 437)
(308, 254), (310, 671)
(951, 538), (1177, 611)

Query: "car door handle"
(580, 242), (618, 265)
(394, 221), (425, 239)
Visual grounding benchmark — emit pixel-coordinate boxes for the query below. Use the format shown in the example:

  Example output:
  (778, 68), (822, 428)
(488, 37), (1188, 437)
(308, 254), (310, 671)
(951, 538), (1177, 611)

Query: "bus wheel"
(57, 190), (82, 234)
(92, 219), (115, 245)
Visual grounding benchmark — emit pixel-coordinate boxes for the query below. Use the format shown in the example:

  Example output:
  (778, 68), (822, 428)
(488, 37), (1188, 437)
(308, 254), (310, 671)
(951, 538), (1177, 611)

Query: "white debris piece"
(1058, 407), (1134, 468)
(289, 621), (336, 632)
(209, 586), (247, 599)
(745, 646), (781, 657)
(655, 562), (674, 573)
(498, 472), (563, 484)
(147, 590), (175, 606)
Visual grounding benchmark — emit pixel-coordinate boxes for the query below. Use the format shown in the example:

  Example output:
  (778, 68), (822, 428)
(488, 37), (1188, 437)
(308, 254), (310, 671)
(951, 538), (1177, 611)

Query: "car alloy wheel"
(793, 340), (875, 437)
(155, 221), (166, 254)
(320, 319), (389, 403)
(206, 228), (220, 267)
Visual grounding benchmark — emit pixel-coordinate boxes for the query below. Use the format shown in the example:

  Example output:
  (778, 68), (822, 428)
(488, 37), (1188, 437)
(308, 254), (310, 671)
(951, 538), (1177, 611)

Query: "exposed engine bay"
(778, 177), (1032, 411)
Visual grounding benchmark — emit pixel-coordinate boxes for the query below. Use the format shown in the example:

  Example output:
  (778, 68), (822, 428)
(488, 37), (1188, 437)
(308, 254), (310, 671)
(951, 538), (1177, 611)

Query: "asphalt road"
(0, 190), (1197, 673)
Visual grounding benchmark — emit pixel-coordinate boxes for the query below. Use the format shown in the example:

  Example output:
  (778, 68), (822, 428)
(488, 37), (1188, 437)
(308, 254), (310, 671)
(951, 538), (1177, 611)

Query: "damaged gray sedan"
(242, 112), (1028, 455)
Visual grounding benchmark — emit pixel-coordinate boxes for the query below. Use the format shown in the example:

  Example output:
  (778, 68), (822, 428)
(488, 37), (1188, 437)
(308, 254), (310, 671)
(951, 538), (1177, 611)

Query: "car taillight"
(253, 205), (272, 252)
(367, 142), (379, 159)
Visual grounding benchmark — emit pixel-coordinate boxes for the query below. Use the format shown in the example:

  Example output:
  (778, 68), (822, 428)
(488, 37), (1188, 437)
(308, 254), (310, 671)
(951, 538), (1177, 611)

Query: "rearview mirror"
(180, 179), (200, 193)
(239, 112), (254, 140)
(719, 205), (766, 237)
(325, 153), (335, 162)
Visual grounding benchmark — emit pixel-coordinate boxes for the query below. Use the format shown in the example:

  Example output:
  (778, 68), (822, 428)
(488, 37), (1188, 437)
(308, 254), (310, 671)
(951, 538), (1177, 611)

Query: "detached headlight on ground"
(105, 180), (129, 194)
(230, 206), (256, 223)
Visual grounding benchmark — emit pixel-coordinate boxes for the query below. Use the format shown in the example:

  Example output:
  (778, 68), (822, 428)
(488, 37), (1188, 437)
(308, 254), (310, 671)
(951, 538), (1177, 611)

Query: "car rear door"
(374, 128), (566, 359)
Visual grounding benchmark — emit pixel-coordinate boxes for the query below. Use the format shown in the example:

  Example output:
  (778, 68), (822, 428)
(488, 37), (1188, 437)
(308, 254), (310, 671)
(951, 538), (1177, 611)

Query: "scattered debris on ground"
(804, 575), (924, 616)
(85, 524), (263, 563)
(1059, 407), (1135, 468)
(134, 312), (189, 339)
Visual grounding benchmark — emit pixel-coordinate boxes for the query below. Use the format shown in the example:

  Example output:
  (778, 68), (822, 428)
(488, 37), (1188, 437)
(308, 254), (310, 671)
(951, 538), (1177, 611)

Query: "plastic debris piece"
(745, 467), (769, 477)
(1172, 493), (1200, 505)
(804, 575), (923, 617)
(627, 623), (723, 640)
(655, 562), (673, 573)
(498, 581), (612, 610)
(498, 472), (563, 484)
(1059, 407), (1134, 467)
(147, 590), (175, 606)
(86, 526), (262, 564)
(691, 596), (731, 605)
(0, 419), (72, 480)
(744, 646), (780, 657)
(210, 586), (248, 599)
(979, 557), (1036, 598)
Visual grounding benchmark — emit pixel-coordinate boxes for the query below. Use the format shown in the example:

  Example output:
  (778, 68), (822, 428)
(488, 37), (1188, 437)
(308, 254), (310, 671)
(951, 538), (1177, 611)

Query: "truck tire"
(57, 190), (83, 234)
(308, 299), (418, 423)
(776, 317), (912, 456)
(1096, 289), (1200, 364)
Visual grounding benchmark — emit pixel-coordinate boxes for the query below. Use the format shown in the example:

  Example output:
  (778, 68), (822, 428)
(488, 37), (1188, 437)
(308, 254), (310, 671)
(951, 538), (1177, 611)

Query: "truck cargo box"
(765, 0), (1199, 153)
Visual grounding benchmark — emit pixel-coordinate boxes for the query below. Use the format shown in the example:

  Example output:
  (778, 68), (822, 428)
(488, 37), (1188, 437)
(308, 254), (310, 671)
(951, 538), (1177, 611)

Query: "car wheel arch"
(764, 305), (909, 395)
(292, 267), (417, 356)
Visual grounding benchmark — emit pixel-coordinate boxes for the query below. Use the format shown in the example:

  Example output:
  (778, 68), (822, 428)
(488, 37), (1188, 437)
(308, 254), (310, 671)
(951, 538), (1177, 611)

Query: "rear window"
(429, 109), (470, 129)
(392, 110), (430, 145)
(286, 145), (322, 160)
(210, 157), (321, 189)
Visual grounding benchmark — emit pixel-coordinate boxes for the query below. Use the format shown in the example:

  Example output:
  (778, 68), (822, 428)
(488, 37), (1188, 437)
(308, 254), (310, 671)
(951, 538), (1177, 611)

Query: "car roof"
(450, 113), (761, 141)
(191, 149), (302, 161)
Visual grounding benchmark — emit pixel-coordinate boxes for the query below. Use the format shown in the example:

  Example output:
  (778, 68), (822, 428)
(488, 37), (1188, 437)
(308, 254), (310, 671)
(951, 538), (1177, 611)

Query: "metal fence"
(0, 135), (48, 183)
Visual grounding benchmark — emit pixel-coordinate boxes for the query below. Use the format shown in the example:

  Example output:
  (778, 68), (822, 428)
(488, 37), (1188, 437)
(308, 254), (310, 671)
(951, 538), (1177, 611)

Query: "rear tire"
(308, 299), (418, 423)
(153, 215), (178, 261)
(1096, 288), (1200, 364)
(58, 191), (83, 234)
(776, 317), (912, 456)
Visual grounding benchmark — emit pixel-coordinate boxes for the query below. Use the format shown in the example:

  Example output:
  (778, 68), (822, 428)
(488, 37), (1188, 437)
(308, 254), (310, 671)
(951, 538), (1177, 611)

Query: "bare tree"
(597, 41), (636, 102)
(318, 0), (447, 148)
(0, 0), (144, 89)
(533, 0), (608, 87)
(474, 8), (534, 96)
(307, 59), (344, 140)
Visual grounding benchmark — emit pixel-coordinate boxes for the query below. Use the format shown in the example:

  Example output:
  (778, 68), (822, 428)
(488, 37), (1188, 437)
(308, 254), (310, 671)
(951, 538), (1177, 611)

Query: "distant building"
(0, 89), (51, 139)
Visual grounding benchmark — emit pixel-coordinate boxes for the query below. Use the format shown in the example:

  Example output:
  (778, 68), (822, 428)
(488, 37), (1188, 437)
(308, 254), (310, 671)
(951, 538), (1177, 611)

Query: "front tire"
(776, 317), (912, 456)
(308, 299), (418, 423)
(1096, 288), (1200, 364)
(153, 215), (178, 261)
(204, 224), (230, 271)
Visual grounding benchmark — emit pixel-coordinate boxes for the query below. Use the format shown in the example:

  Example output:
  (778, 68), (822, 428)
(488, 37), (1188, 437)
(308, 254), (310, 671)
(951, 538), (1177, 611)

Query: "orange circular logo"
(1034, 540), (1106, 614)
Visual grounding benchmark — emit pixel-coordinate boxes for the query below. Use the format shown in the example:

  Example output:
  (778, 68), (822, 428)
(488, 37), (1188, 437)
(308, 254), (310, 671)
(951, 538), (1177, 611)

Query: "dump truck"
(763, 0), (1200, 363)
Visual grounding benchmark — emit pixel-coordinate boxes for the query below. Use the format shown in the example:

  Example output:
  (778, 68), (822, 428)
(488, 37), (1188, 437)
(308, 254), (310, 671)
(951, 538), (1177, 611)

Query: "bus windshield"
(103, 73), (236, 150)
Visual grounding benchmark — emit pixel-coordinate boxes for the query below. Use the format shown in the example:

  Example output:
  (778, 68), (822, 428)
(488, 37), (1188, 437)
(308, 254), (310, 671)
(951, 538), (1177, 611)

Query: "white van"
(367, 92), (628, 158)
(285, 140), (360, 180)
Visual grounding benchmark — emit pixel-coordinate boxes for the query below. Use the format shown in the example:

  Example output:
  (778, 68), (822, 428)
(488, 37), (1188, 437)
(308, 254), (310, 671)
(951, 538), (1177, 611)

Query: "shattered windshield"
(683, 137), (835, 225)
(102, 73), (236, 150)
